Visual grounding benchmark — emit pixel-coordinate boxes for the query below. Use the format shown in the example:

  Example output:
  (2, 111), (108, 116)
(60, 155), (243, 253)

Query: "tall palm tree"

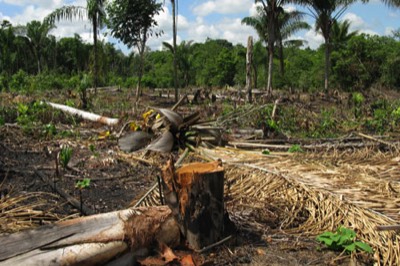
(252, 0), (285, 96)
(14, 20), (54, 74)
(295, 0), (357, 92)
(276, 10), (310, 76)
(243, 3), (307, 92)
(45, 0), (106, 93)
(242, 5), (273, 94)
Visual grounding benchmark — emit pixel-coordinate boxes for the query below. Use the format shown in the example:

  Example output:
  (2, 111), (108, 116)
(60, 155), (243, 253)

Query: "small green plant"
(352, 92), (365, 119)
(89, 144), (99, 157)
(262, 149), (270, 155)
(42, 123), (57, 138)
(352, 92), (365, 106)
(75, 178), (91, 216)
(288, 144), (303, 153)
(0, 115), (4, 126)
(76, 178), (91, 190)
(316, 226), (373, 254)
(59, 146), (73, 169)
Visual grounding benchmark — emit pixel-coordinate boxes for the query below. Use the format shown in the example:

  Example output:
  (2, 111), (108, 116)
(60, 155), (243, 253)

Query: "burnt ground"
(0, 89), (378, 265)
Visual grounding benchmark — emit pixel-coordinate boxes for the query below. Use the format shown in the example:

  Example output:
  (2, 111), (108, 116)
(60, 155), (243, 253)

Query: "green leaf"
(344, 243), (356, 253)
(355, 241), (373, 253)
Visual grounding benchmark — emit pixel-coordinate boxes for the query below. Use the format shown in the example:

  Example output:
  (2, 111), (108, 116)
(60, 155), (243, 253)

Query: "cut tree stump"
(162, 159), (225, 250)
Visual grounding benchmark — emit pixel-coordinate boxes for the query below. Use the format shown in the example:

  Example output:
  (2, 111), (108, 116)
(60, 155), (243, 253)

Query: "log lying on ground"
(162, 160), (225, 250)
(0, 206), (180, 266)
(46, 101), (119, 126)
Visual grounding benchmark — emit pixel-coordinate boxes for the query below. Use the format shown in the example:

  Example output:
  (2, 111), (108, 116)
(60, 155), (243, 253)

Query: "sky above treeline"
(0, 0), (399, 53)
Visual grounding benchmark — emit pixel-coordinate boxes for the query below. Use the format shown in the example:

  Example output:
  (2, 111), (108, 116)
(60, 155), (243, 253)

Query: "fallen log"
(0, 206), (180, 266)
(46, 101), (119, 126)
(162, 160), (226, 250)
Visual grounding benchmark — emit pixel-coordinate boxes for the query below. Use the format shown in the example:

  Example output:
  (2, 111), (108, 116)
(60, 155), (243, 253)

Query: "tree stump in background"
(162, 159), (225, 250)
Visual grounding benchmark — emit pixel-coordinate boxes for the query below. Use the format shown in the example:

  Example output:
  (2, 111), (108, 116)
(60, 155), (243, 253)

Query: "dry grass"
(0, 191), (61, 233)
(135, 146), (400, 265)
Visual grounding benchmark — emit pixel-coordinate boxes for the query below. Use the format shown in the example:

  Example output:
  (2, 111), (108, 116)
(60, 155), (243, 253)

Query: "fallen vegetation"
(1, 87), (400, 265)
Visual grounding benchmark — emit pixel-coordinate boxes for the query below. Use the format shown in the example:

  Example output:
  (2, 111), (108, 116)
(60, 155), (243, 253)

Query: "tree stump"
(162, 160), (225, 250)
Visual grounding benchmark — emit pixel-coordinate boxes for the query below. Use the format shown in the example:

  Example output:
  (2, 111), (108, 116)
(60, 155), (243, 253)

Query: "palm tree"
(45, 0), (106, 93)
(250, 0), (285, 96)
(242, 5), (273, 94)
(276, 10), (310, 77)
(295, 0), (357, 92)
(163, 40), (194, 88)
(330, 19), (358, 51)
(14, 20), (54, 74)
(243, 3), (307, 92)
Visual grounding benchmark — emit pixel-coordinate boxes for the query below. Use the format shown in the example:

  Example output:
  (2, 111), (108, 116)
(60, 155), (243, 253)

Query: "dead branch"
(46, 101), (119, 126)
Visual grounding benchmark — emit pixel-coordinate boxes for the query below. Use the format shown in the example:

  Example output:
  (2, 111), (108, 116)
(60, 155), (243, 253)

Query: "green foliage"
(316, 227), (373, 254)
(352, 92), (364, 106)
(288, 144), (303, 153)
(41, 123), (57, 138)
(352, 92), (365, 119)
(75, 178), (91, 190)
(107, 0), (162, 49)
(88, 144), (99, 157)
(59, 145), (72, 169)
(0, 115), (4, 125)
(10, 70), (30, 91)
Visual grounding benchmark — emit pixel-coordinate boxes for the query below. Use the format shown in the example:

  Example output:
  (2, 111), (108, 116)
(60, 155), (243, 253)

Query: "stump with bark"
(162, 159), (225, 250)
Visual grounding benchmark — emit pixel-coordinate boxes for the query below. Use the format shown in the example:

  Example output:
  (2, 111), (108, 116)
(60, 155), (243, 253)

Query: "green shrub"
(317, 226), (372, 254)
(10, 70), (30, 91)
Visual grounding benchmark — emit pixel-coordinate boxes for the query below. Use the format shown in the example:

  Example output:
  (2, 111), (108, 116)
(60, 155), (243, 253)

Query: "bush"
(10, 70), (30, 92)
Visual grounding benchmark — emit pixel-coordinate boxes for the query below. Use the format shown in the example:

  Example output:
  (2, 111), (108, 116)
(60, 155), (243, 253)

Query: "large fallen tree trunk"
(162, 160), (225, 250)
(0, 206), (179, 266)
(46, 101), (119, 126)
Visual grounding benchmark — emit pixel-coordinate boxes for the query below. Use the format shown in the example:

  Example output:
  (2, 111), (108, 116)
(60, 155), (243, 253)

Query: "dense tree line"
(0, 0), (400, 91)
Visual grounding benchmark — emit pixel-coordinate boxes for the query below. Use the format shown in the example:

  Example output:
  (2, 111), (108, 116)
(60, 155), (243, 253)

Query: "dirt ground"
(0, 89), (381, 265)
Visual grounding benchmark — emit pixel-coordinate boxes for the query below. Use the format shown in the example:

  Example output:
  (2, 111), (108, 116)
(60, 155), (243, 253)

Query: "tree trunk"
(93, 16), (98, 95)
(324, 37), (330, 92)
(172, 0), (179, 102)
(267, 44), (274, 96)
(162, 160), (225, 250)
(246, 36), (253, 103)
(278, 38), (284, 77)
(46, 101), (119, 126)
(0, 206), (180, 266)
(135, 29), (147, 105)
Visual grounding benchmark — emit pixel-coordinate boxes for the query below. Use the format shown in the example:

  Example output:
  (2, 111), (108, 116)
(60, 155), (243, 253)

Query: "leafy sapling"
(75, 178), (91, 216)
(59, 145), (72, 170)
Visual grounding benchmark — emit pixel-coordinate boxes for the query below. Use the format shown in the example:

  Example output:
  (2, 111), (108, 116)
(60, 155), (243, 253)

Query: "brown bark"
(0, 206), (180, 266)
(246, 36), (253, 103)
(162, 160), (225, 250)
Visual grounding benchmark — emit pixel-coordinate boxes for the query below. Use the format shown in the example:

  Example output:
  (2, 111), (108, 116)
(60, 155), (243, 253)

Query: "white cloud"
(0, 12), (11, 22)
(385, 26), (395, 36)
(1, 0), (63, 8)
(341, 12), (379, 36)
(193, 0), (252, 17)
(342, 12), (366, 31)
(304, 28), (324, 49)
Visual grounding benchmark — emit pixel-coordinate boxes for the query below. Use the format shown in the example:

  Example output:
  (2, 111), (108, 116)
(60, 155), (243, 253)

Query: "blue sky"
(0, 0), (399, 53)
